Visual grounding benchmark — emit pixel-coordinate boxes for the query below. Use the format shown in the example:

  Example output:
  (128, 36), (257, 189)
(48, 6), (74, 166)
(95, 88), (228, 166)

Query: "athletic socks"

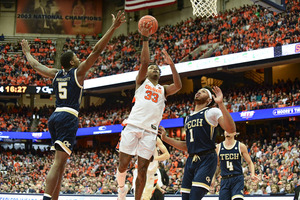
(117, 168), (126, 188)
(43, 194), (52, 200)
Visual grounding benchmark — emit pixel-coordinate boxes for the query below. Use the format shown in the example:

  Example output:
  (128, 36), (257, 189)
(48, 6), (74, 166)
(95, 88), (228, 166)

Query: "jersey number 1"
(58, 82), (68, 99)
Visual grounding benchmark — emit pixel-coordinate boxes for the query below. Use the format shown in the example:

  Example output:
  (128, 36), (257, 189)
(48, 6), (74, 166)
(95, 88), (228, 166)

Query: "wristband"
(142, 36), (149, 41)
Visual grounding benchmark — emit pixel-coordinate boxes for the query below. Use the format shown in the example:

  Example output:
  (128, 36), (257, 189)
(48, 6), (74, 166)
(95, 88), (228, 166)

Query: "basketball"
(138, 15), (158, 36)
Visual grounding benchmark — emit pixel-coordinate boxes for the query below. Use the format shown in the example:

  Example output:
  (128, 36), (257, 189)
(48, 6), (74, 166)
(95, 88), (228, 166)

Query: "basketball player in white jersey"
(132, 137), (170, 200)
(117, 22), (182, 200)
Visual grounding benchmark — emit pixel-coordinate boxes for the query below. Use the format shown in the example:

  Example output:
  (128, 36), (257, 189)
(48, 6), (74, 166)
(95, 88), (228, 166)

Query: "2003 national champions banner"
(16, 0), (102, 35)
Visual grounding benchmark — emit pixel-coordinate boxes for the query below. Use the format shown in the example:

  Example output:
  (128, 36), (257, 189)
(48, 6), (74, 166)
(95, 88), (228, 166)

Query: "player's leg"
(44, 149), (69, 200)
(190, 153), (217, 200)
(135, 130), (157, 200)
(46, 150), (69, 200)
(181, 158), (193, 200)
(142, 172), (155, 200)
(219, 179), (232, 200)
(231, 175), (244, 200)
(118, 125), (139, 199)
(135, 156), (151, 200)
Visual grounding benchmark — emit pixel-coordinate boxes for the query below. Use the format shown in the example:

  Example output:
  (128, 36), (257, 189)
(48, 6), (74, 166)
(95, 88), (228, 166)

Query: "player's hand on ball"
(139, 21), (152, 37)
(158, 126), (167, 141)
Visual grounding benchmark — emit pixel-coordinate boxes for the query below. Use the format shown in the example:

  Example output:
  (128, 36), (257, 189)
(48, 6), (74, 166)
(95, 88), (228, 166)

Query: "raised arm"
(158, 126), (187, 152)
(154, 137), (170, 161)
(21, 39), (58, 78)
(76, 11), (126, 84)
(162, 49), (182, 97)
(136, 22), (152, 88)
(213, 86), (236, 133)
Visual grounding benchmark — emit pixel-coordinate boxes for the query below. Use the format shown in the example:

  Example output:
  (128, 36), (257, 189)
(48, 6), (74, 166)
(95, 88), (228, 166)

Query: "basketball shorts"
(219, 175), (244, 200)
(181, 152), (217, 193)
(48, 111), (78, 155)
(119, 124), (157, 160)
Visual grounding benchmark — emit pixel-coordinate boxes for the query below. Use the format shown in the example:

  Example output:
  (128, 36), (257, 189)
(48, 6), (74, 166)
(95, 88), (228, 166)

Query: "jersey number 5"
(144, 90), (158, 103)
(58, 82), (68, 99)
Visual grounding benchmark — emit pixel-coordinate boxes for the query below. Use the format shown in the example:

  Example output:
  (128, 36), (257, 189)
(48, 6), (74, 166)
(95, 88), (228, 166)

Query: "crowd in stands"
(0, 78), (299, 133)
(0, 125), (299, 196)
(0, 38), (55, 86)
(1, 1), (300, 85)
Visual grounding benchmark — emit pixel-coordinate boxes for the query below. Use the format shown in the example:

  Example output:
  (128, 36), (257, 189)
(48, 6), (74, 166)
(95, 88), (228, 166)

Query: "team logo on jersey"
(63, 141), (71, 148)
(206, 176), (211, 183)
(151, 124), (157, 130)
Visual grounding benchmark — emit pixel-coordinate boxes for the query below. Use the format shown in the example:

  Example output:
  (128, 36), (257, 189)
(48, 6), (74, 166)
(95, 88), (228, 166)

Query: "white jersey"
(126, 79), (166, 134)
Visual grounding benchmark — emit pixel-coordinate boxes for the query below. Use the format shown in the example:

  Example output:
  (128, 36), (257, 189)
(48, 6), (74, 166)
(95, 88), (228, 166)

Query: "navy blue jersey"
(53, 68), (83, 111)
(219, 141), (243, 177)
(184, 108), (217, 154)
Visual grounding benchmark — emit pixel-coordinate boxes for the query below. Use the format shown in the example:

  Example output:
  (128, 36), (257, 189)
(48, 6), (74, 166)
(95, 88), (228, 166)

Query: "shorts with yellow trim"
(181, 152), (217, 195)
(220, 174), (244, 200)
(48, 111), (78, 156)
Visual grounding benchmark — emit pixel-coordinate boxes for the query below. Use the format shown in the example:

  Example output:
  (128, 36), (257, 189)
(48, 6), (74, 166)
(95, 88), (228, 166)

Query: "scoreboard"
(0, 85), (54, 94)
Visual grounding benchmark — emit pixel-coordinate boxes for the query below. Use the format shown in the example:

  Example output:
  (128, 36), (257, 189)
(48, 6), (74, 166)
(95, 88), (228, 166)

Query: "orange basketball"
(138, 15), (158, 36)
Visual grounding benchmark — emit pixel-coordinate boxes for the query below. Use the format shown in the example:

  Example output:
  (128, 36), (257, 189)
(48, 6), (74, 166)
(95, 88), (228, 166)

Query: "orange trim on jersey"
(132, 97), (136, 103)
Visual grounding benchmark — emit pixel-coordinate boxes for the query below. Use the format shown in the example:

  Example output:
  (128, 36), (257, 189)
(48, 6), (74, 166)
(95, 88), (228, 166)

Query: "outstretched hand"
(212, 86), (223, 104)
(111, 11), (126, 29)
(162, 49), (173, 65)
(21, 39), (30, 55)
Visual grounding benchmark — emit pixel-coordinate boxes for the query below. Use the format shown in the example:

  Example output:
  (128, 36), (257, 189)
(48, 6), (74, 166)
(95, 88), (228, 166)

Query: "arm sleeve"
(205, 108), (223, 127)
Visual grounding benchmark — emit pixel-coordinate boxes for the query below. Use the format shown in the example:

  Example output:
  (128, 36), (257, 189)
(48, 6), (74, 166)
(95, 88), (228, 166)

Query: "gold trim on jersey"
(55, 140), (72, 155)
(223, 140), (237, 150)
(74, 69), (84, 89)
(232, 194), (244, 199)
(180, 188), (191, 193)
(55, 107), (78, 117)
(204, 110), (217, 127)
(192, 182), (210, 190)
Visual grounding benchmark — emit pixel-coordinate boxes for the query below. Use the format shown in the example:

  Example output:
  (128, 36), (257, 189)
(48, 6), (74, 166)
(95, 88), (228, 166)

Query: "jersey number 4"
(226, 161), (234, 171)
(58, 82), (68, 99)
(144, 90), (158, 103)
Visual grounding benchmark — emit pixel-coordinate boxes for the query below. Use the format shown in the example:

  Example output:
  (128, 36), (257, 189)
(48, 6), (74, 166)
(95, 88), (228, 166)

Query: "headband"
(203, 88), (212, 99)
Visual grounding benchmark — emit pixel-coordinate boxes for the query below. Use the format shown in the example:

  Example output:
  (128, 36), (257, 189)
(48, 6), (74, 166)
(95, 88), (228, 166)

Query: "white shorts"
(119, 124), (157, 160)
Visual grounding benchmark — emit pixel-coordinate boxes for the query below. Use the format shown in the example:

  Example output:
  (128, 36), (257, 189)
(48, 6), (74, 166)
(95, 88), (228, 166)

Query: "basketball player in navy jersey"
(117, 22), (182, 200)
(21, 11), (125, 200)
(159, 86), (236, 200)
(211, 131), (258, 200)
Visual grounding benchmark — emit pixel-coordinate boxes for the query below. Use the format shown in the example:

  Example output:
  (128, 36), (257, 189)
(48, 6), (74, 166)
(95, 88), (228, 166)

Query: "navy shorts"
(219, 175), (244, 200)
(48, 111), (78, 155)
(181, 152), (217, 194)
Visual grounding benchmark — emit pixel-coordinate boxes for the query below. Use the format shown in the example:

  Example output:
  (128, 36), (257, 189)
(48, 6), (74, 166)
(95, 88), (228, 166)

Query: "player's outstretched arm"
(158, 126), (187, 151)
(21, 39), (58, 78)
(136, 21), (152, 87)
(240, 142), (258, 181)
(154, 137), (170, 161)
(76, 11), (126, 84)
(162, 49), (182, 97)
(213, 86), (236, 133)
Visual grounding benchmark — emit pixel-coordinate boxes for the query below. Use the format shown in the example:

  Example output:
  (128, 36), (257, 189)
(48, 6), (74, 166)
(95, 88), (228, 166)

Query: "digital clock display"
(4, 86), (27, 93)
(0, 85), (54, 94)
